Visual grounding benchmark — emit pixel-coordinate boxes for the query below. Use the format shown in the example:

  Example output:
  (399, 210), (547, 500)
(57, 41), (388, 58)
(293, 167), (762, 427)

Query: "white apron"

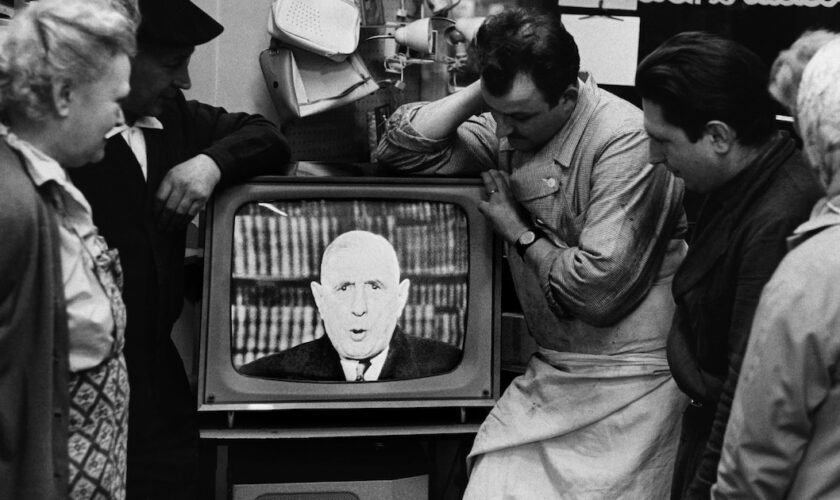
(464, 349), (686, 499)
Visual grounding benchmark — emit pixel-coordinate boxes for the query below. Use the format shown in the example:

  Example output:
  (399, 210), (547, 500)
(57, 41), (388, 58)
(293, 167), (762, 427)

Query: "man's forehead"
(321, 247), (398, 283)
(482, 74), (548, 114)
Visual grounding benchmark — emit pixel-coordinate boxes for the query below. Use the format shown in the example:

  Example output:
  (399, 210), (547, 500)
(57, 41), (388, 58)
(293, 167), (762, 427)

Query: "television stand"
(200, 408), (487, 499)
(205, 406), (489, 437)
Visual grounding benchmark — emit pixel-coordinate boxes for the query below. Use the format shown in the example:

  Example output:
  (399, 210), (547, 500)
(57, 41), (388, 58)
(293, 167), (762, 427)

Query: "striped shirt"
(377, 72), (686, 355)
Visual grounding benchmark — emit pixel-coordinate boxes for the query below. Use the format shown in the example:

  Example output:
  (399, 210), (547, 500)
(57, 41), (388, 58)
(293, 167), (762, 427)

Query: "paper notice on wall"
(558, 0), (638, 10)
(561, 14), (640, 86)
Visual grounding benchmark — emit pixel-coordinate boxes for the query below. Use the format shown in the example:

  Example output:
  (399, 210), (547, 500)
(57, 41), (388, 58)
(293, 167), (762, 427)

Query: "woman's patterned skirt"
(67, 355), (129, 500)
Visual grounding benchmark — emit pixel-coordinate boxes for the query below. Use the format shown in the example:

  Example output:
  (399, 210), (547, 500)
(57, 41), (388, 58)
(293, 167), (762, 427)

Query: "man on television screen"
(376, 7), (687, 499)
(239, 230), (462, 381)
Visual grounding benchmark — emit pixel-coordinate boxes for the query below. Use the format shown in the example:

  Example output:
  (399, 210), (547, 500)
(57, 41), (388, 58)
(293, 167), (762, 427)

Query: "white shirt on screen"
(339, 347), (389, 381)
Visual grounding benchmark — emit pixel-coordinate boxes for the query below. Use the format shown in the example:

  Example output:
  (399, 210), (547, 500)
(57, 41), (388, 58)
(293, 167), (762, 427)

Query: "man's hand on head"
(153, 153), (221, 232)
(477, 169), (532, 243)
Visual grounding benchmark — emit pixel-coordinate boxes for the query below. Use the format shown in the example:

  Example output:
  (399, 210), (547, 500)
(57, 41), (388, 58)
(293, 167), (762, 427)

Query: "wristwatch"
(515, 228), (545, 258)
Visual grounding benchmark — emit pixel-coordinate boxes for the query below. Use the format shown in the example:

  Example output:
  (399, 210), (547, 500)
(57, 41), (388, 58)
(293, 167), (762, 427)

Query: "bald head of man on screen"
(239, 230), (462, 381)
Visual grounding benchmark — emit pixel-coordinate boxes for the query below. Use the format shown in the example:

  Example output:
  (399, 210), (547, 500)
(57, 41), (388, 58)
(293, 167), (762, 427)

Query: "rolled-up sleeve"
(375, 102), (500, 176)
(536, 130), (684, 326)
(379, 94), (684, 328)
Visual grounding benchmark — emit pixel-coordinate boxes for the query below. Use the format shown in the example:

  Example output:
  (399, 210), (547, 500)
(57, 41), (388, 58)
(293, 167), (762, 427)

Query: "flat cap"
(137, 0), (223, 47)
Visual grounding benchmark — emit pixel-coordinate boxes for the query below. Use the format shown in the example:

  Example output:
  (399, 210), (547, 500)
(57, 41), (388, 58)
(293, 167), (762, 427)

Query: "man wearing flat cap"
(69, 0), (290, 498)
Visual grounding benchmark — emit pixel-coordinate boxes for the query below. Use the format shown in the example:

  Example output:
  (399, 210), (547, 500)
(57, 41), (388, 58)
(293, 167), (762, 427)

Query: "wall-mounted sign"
(558, 0), (639, 10)
(640, 0), (838, 5)
(562, 14), (641, 86)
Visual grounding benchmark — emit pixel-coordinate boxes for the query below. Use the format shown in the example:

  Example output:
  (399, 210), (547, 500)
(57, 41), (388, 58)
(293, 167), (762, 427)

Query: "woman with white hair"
(712, 37), (840, 499)
(0, 1), (136, 498)
(767, 29), (840, 119)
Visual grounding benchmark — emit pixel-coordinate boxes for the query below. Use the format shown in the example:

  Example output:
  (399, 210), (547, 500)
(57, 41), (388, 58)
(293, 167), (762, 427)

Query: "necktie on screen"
(355, 358), (372, 382)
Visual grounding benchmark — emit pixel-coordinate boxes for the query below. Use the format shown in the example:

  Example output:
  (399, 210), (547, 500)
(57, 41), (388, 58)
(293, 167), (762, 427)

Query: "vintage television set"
(197, 173), (501, 419)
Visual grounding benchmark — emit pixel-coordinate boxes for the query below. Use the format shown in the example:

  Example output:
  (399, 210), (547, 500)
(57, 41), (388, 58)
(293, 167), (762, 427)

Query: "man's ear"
(704, 121), (734, 154)
(51, 80), (73, 118)
(552, 83), (578, 114)
(396, 279), (410, 314)
(310, 281), (324, 312)
(559, 84), (579, 104)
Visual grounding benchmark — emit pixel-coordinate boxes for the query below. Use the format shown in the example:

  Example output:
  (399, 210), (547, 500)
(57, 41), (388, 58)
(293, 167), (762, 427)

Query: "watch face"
(519, 230), (536, 245)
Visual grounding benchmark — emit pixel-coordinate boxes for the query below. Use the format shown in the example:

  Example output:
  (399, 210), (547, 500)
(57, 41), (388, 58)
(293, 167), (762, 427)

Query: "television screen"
(198, 176), (499, 411)
(231, 199), (468, 382)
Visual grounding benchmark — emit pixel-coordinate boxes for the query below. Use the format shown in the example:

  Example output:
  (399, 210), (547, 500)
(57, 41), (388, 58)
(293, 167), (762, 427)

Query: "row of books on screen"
(233, 275), (470, 307)
(230, 281), (468, 368)
(231, 199), (469, 280)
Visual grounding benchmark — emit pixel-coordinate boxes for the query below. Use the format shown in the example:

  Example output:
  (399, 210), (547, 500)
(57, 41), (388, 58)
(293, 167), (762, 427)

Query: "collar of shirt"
(499, 71), (599, 171)
(701, 132), (795, 221)
(787, 194), (840, 250)
(710, 151), (766, 214)
(0, 123), (94, 232)
(114, 116), (164, 180)
(106, 115), (164, 140)
(133, 116), (164, 130)
(339, 347), (390, 381)
(688, 133), (798, 255)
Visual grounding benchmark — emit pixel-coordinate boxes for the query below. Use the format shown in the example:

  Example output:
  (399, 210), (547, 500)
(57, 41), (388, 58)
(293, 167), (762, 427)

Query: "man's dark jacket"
(667, 132), (822, 499)
(239, 326), (463, 381)
(69, 91), (289, 497)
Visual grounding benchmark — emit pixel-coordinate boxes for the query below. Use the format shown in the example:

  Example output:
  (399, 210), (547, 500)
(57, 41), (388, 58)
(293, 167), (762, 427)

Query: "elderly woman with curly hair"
(0, 1), (136, 498)
(767, 30), (840, 120)
(712, 36), (840, 499)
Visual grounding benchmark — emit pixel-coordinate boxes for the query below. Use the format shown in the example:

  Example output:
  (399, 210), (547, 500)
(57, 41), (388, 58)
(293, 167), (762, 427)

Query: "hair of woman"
(0, 0), (137, 122)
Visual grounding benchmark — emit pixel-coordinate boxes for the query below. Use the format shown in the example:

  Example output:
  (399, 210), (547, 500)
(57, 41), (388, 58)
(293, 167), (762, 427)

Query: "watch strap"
(515, 228), (546, 257)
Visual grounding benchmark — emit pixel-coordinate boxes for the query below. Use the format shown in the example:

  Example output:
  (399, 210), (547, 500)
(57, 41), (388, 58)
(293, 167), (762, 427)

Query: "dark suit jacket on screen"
(238, 327), (462, 381)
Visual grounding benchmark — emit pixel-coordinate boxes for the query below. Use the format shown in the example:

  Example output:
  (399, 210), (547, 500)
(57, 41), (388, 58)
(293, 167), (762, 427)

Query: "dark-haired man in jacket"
(636, 32), (822, 499)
